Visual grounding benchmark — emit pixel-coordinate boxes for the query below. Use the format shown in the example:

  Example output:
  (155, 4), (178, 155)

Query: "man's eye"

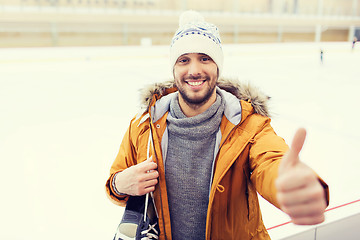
(178, 59), (188, 63)
(201, 57), (211, 61)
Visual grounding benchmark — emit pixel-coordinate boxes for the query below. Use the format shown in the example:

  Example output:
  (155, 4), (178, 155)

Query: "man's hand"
(114, 156), (159, 196)
(276, 128), (327, 225)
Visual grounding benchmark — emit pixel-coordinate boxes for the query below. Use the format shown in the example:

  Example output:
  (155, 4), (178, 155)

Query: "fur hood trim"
(139, 78), (271, 117)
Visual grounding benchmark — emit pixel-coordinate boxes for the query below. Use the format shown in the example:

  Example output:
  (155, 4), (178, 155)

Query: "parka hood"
(139, 78), (271, 117)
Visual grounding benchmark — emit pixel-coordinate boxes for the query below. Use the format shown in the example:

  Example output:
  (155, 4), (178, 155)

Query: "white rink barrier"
(268, 199), (360, 240)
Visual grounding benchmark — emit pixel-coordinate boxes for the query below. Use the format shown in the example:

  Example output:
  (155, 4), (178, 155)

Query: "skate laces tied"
(141, 223), (159, 240)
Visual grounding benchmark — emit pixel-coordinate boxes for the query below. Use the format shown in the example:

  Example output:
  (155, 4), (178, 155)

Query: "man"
(106, 11), (329, 240)
(352, 36), (357, 50)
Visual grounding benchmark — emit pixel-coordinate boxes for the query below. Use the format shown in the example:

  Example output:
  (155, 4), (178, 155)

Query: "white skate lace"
(141, 126), (159, 240)
(140, 222), (159, 240)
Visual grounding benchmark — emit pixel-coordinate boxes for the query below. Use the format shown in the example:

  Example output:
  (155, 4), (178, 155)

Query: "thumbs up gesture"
(276, 128), (327, 225)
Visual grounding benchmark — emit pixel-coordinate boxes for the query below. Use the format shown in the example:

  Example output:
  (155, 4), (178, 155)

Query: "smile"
(186, 80), (205, 86)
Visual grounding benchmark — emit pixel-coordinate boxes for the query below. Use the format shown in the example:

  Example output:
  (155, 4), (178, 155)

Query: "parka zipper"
(206, 123), (256, 238)
(213, 123), (241, 180)
(206, 123), (240, 237)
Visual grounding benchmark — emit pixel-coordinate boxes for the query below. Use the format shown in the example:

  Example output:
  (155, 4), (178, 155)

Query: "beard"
(176, 75), (217, 107)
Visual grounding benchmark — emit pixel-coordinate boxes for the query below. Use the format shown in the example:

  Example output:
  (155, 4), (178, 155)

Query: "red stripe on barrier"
(266, 221), (292, 231)
(324, 199), (360, 212)
(266, 198), (360, 231)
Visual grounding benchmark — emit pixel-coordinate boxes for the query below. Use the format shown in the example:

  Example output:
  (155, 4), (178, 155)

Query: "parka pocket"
(243, 168), (257, 221)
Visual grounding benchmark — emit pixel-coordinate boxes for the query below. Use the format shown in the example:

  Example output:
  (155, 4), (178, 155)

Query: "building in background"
(0, 0), (359, 47)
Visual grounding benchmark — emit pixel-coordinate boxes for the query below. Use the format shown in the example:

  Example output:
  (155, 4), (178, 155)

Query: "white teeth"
(187, 81), (203, 86)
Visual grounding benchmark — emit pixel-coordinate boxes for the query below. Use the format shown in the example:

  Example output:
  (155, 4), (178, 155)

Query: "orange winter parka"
(105, 78), (329, 240)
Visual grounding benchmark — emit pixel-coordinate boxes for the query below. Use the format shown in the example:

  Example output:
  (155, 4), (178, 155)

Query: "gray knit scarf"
(165, 91), (225, 240)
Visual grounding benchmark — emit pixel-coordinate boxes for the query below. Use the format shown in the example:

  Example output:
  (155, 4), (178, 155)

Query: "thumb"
(280, 128), (306, 170)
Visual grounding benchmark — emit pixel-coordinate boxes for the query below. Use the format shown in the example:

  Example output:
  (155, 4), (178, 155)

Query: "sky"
(1, 42), (359, 240)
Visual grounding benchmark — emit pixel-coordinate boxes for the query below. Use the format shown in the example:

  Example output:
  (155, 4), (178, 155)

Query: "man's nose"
(188, 60), (202, 76)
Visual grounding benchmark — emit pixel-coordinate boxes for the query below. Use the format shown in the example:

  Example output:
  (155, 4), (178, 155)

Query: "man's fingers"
(276, 164), (315, 191)
(277, 175), (324, 204)
(144, 178), (159, 188)
(137, 156), (158, 172)
(290, 214), (325, 225)
(280, 128), (307, 171)
(138, 175), (158, 195)
(142, 170), (159, 182)
(280, 199), (327, 219)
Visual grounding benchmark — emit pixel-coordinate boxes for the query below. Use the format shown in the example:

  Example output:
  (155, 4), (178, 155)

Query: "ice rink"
(1, 42), (360, 240)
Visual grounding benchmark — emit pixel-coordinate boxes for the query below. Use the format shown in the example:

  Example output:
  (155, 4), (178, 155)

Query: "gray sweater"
(165, 92), (225, 240)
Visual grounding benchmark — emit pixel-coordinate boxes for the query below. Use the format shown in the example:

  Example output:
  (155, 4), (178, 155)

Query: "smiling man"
(173, 53), (218, 116)
(106, 10), (329, 240)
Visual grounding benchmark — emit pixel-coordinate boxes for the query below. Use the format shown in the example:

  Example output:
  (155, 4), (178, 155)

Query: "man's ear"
(172, 68), (176, 80)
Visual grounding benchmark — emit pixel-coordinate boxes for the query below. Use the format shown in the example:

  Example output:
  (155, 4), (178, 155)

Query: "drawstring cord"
(144, 125), (153, 221)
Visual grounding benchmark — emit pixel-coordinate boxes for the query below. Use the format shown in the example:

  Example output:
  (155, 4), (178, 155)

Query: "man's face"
(173, 53), (218, 107)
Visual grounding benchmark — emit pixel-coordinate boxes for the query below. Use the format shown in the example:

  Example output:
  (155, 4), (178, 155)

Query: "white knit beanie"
(170, 10), (223, 77)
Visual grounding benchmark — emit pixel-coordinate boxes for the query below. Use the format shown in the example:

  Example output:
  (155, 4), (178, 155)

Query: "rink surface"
(1, 42), (359, 239)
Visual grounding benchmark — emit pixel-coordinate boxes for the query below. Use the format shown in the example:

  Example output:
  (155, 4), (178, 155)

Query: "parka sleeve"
(248, 118), (290, 209)
(105, 117), (138, 206)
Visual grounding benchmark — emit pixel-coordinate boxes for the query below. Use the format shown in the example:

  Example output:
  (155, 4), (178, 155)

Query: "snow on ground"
(1, 42), (359, 240)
